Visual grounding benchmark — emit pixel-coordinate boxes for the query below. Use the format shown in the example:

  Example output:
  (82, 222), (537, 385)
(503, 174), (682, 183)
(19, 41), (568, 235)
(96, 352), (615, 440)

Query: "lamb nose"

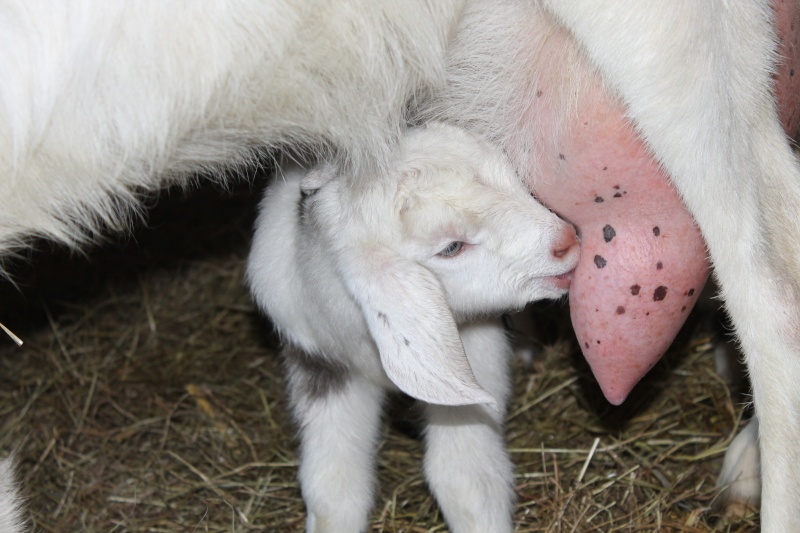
(552, 226), (579, 259)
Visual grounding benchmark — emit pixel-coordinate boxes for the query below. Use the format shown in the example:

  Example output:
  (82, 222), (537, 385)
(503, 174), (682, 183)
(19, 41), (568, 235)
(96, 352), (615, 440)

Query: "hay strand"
(0, 322), (23, 346)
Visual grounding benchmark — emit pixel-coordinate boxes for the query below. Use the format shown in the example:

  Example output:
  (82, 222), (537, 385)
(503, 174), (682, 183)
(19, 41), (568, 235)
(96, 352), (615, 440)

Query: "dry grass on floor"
(0, 181), (758, 532)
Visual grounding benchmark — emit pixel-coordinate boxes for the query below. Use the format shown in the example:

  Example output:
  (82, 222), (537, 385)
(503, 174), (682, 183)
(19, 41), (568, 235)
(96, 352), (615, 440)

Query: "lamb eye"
(437, 241), (464, 258)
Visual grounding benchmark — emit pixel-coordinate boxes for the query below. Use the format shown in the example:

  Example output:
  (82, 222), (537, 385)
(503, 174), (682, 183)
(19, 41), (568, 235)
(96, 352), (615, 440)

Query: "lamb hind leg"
(284, 346), (386, 533)
(422, 320), (514, 533)
(542, 1), (800, 529)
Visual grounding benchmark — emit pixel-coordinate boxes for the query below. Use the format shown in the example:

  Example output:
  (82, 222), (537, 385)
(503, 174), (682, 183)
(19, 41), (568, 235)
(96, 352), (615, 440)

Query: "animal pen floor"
(0, 178), (758, 532)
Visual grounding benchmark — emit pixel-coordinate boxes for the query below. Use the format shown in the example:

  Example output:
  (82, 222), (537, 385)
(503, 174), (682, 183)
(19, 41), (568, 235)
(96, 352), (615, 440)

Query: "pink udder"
(527, 0), (800, 404)
(534, 96), (709, 404)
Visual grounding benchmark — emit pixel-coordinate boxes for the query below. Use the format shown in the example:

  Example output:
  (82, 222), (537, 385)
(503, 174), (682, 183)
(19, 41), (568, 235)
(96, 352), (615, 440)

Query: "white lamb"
(246, 122), (579, 533)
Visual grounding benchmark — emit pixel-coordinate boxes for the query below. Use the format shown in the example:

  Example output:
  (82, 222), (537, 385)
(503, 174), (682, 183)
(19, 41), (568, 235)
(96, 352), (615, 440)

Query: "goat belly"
(531, 89), (709, 405)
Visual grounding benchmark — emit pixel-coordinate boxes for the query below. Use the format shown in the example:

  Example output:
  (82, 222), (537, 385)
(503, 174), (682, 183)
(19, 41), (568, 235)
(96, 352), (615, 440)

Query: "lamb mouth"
(549, 269), (575, 290)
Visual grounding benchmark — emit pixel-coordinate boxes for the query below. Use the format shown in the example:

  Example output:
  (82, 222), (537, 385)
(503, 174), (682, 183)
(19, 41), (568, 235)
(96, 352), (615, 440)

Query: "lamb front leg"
(422, 321), (515, 533)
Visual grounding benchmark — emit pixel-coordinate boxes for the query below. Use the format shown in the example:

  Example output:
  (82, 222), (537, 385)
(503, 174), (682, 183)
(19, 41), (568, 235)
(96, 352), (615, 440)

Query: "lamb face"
(379, 123), (579, 321)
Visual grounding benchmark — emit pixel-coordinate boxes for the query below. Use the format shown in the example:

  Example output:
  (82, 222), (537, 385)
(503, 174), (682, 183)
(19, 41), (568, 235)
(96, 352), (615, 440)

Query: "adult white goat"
(0, 0), (798, 530)
(247, 122), (578, 532)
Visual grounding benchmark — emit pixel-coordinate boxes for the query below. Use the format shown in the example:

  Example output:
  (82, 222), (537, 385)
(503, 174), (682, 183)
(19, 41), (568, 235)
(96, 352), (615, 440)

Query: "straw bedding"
(0, 178), (757, 532)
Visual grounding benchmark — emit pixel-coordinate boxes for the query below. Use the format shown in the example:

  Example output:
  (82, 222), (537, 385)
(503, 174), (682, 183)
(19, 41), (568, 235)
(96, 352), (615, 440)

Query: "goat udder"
(531, 85), (710, 405)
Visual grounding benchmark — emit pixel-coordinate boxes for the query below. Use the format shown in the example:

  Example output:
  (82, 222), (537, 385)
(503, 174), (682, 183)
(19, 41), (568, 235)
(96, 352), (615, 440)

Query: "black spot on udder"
(616, 306), (625, 315)
(602, 224), (616, 242)
(613, 185), (620, 189)
(653, 286), (668, 301)
(681, 306), (687, 312)
(595, 196), (604, 203)
(536, 90), (543, 97)
(652, 226), (661, 237)
(584, 341), (589, 349)
(559, 153), (566, 160)
(596, 340), (601, 345)
(687, 288), (695, 296)
(630, 284), (641, 295)
(603, 166), (608, 171)
(656, 261), (663, 270)
(594, 255), (607, 268)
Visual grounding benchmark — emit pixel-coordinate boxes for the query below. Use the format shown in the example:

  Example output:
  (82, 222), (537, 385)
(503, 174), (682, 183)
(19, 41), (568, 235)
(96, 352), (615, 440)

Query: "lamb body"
(246, 123), (578, 532)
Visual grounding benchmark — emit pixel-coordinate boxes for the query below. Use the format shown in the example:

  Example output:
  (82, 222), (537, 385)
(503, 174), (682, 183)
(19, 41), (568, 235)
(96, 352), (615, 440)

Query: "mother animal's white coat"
(0, 0), (462, 253)
(0, 0), (798, 530)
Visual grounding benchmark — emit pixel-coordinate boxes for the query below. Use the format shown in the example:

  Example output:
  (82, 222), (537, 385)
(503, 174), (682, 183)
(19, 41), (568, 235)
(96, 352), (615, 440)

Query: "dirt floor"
(0, 177), (759, 532)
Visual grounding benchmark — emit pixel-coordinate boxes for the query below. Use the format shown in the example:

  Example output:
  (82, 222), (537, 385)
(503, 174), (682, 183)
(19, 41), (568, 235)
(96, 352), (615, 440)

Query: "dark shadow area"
(0, 176), (267, 340)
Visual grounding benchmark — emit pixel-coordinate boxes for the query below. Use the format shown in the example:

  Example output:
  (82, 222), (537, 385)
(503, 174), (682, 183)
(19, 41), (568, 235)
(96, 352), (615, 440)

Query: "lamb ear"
(339, 246), (496, 408)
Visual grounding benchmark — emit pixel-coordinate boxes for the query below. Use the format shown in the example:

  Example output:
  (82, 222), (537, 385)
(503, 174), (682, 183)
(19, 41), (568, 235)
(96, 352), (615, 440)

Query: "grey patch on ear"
(283, 344), (350, 401)
(377, 311), (389, 326)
